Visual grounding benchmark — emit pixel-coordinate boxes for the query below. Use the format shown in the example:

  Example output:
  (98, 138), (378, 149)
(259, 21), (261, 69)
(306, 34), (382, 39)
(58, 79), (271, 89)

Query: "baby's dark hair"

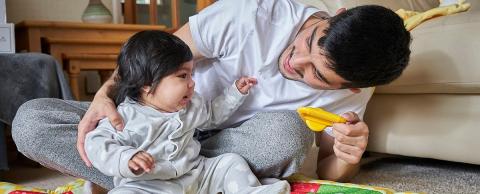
(113, 30), (193, 105)
(320, 5), (411, 88)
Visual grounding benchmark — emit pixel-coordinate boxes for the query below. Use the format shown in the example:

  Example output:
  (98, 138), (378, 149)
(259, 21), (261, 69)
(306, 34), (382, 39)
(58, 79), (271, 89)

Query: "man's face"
(278, 14), (359, 93)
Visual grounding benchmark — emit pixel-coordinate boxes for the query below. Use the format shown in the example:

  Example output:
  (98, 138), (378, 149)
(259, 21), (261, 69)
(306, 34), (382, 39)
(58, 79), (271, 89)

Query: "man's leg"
(200, 111), (314, 178)
(11, 98), (113, 189)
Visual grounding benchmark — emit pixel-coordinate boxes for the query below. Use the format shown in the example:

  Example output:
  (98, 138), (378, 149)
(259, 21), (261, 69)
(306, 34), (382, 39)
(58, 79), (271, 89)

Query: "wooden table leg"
(66, 60), (81, 100)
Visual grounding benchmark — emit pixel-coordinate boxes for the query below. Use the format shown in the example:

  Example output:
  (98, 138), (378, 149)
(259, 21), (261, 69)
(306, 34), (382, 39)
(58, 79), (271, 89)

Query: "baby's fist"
(235, 77), (257, 94)
(128, 151), (155, 175)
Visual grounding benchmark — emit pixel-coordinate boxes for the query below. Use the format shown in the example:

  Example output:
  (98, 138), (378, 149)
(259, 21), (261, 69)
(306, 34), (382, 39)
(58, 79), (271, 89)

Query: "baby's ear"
(142, 86), (151, 93)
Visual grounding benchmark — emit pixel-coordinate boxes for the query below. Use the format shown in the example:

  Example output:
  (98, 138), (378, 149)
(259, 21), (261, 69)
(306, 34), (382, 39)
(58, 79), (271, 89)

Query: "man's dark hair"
(319, 5), (411, 88)
(114, 30), (193, 105)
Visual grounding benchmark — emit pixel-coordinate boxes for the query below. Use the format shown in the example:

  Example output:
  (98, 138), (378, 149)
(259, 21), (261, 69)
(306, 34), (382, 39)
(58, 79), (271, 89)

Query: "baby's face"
(142, 61), (195, 112)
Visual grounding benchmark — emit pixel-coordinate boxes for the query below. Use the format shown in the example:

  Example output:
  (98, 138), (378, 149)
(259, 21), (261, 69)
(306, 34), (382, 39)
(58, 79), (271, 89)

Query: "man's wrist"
(334, 156), (360, 181)
(96, 69), (117, 99)
(317, 154), (360, 181)
(336, 156), (357, 168)
(96, 79), (116, 99)
(94, 86), (110, 100)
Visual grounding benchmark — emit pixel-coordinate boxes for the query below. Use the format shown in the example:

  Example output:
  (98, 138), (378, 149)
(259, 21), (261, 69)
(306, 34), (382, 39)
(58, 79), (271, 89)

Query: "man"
(12, 0), (410, 190)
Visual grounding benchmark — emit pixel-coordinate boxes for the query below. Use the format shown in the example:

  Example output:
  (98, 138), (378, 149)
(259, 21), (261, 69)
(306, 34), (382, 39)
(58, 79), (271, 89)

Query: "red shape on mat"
(9, 191), (46, 194)
(290, 182), (321, 193)
(8, 190), (73, 194)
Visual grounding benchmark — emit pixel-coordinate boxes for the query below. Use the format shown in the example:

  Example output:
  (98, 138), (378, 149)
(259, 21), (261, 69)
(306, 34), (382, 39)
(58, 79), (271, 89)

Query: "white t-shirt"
(189, 0), (374, 129)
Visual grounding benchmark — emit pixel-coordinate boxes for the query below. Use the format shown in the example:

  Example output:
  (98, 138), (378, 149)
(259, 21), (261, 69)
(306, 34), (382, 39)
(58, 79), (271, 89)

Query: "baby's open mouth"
(180, 95), (191, 105)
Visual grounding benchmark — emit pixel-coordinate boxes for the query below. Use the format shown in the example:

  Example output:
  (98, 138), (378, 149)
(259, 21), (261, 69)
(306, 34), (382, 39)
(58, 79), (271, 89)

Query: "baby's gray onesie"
(85, 85), (289, 194)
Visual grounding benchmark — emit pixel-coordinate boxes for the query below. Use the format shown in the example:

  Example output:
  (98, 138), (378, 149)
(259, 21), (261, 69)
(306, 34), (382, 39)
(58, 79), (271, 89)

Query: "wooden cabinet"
(15, 20), (170, 100)
(62, 53), (118, 99)
(15, 20), (169, 53)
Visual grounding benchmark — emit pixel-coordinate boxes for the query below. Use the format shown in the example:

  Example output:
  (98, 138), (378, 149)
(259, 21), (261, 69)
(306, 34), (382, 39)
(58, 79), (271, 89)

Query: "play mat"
(0, 175), (423, 194)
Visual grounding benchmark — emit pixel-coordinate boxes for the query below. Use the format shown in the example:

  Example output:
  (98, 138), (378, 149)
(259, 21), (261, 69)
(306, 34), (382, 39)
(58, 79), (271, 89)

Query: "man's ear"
(349, 88), (361, 93)
(336, 8), (347, 15)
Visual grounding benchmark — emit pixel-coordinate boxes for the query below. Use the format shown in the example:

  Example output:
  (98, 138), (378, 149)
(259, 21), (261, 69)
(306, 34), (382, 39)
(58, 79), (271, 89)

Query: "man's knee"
(16, 98), (53, 112)
(11, 98), (78, 156)
(244, 111), (314, 177)
(249, 111), (314, 153)
(12, 99), (49, 154)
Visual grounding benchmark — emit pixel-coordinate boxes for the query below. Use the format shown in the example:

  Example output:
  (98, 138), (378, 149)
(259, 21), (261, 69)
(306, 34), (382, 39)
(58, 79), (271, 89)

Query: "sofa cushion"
(298, 0), (439, 14)
(376, 0), (480, 94)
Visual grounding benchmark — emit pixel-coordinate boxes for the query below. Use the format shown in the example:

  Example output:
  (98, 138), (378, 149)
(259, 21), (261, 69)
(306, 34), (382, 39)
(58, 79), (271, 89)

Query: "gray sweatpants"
(12, 98), (313, 190)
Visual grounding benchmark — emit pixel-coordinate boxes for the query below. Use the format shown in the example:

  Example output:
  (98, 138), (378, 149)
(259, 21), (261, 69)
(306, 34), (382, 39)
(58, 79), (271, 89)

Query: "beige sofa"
(298, 0), (480, 177)
(364, 0), (480, 165)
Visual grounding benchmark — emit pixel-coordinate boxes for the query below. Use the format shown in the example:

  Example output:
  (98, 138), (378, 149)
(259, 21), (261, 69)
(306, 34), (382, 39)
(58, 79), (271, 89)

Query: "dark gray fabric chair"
(0, 52), (73, 170)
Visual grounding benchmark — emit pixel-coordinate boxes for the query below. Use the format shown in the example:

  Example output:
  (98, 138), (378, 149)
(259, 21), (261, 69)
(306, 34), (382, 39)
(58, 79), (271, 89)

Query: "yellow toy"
(396, 0), (471, 31)
(297, 107), (346, 132)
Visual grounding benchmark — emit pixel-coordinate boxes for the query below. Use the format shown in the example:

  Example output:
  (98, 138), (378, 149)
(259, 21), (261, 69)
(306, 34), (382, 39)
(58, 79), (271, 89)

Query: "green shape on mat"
(318, 184), (382, 194)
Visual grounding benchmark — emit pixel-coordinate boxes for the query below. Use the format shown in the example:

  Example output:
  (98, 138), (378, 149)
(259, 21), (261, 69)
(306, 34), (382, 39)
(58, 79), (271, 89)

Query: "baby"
(84, 30), (289, 193)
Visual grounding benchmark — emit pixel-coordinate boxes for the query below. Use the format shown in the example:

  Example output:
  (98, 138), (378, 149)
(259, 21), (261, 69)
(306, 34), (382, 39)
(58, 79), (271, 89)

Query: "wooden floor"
(0, 157), (76, 190)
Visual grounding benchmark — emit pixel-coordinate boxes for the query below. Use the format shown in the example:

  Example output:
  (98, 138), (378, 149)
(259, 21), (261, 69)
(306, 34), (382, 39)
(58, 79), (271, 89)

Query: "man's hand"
(77, 93), (124, 167)
(331, 112), (369, 165)
(128, 151), (155, 175)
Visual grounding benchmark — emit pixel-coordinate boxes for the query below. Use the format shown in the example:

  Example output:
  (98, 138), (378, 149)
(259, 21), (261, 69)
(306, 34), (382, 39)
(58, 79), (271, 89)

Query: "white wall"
(6, 0), (113, 24)
(1, 0), (5, 23)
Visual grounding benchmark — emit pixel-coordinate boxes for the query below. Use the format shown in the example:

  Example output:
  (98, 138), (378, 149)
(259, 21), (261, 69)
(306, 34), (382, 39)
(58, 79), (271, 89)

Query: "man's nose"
(291, 54), (310, 72)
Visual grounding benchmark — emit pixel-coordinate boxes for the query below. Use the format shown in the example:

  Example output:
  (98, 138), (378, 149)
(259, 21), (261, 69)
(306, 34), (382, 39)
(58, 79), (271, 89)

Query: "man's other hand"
(331, 112), (369, 164)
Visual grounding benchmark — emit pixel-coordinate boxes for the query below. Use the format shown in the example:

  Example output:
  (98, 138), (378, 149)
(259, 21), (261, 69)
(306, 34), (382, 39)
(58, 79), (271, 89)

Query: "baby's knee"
(216, 153), (250, 168)
(220, 153), (245, 162)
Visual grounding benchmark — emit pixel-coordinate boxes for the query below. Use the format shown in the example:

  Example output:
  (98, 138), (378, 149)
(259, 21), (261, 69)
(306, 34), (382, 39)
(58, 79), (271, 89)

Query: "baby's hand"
(235, 76), (257, 94)
(128, 151), (155, 175)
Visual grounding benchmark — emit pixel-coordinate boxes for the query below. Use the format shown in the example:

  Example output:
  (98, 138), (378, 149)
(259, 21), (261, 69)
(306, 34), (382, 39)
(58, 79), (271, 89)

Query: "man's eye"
(313, 66), (323, 81)
(312, 66), (331, 85)
(178, 73), (187, 78)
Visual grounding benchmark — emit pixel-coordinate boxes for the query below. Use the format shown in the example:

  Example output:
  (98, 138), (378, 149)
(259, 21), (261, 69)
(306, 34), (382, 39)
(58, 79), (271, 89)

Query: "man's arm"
(315, 112), (369, 182)
(78, 23), (205, 166)
(174, 23), (205, 61)
(77, 69), (124, 167)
